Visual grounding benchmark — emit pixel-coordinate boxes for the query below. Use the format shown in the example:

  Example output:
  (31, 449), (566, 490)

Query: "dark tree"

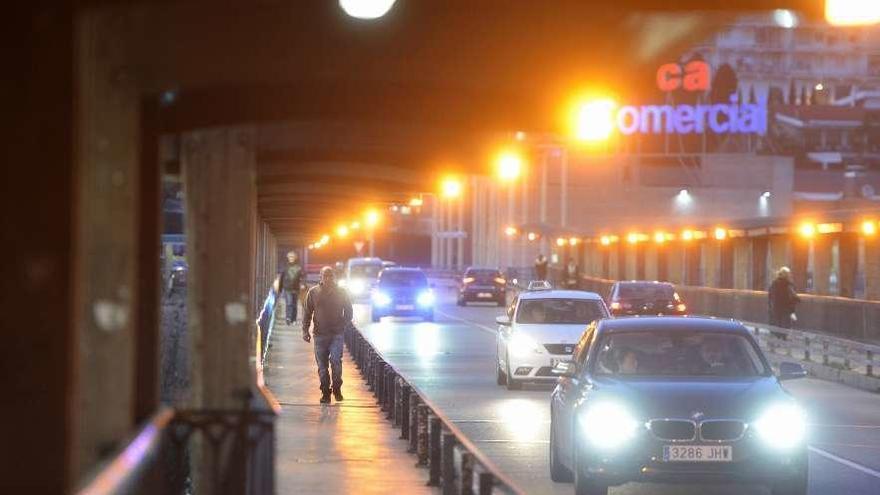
(710, 63), (738, 103)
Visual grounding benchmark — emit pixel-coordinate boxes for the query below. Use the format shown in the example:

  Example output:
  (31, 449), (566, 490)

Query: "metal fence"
(344, 325), (525, 495)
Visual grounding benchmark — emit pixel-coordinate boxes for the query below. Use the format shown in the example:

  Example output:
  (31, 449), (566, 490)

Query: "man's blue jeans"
(283, 290), (299, 323)
(313, 333), (344, 393)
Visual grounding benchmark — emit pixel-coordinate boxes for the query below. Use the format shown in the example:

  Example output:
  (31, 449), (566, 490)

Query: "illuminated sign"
(609, 62), (767, 136)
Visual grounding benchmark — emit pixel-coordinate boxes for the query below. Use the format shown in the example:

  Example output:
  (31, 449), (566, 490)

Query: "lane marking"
(809, 446), (880, 479)
(436, 309), (497, 335)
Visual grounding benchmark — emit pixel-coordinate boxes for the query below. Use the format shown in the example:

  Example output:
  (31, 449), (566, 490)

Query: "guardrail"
(78, 287), (282, 495)
(344, 325), (525, 495)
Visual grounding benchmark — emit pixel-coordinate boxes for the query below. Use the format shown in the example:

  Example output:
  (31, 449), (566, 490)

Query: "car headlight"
(417, 290), (435, 307)
(753, 403), (807, 449)
(579, 402), (640, 449)
(349, 279), (366, 295)
(372, 291), (392, 307)
(508, 332), (543, 357)
(338, 279), (348, 288)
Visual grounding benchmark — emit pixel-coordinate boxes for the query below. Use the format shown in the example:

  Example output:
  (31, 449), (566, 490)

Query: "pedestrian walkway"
(266, 308), (436, 494)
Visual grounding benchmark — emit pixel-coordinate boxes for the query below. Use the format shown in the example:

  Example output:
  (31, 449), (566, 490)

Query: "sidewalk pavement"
(266, 304), (436, 494)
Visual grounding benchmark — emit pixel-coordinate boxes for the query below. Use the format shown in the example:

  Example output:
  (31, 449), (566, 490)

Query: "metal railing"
(344, 325), (525, 495)
(78, 287), (282, 495)
(747, 321), (880, 379)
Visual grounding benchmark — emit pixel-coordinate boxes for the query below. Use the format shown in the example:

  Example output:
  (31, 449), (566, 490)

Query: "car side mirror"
(778, 361), (807, 381)
(495, 315), (511, 326)
(551, 360), (576, 378)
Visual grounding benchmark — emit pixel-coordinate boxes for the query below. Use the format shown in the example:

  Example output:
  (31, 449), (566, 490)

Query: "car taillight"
(494, 277), (506, 285)
(676, 303), (687, 312)
(610, 302), (621, 310)
(463, 277), (475, 284)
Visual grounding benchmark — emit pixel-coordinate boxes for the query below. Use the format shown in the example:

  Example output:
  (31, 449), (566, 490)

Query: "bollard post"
(428, 416), (442, 485)
(408, 393), (420, 451)
(400, 385), (412, 438)
(385, 371), (395, 417)
(416, 404), (429, 467)
(441, 433), (456, 495)
(804, 337), (811, 362)
(477, 472), (494, 495)
(460, 452), (475, 495)
(375, 361), (385, 401)
(823, 340), (829, 366)
(868, 350), (874, 377)
(393, 378), (402, 425)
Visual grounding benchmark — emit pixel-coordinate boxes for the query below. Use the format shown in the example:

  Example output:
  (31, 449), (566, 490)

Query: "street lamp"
(336, 224), (350, 238)
(339, 0), (397, 20)
(573, 97), (617, 143)
(440, 177), (463, 199)
(825, 0), (880, 26)
(495, 150), (524, 182)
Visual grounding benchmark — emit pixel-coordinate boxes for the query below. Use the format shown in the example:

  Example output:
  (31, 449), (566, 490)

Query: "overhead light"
(504, 226), (518, 237)
(862, 220), (877, 236)
(825, 0), (880, 26)
(773, 9), (798, 28)
(761, 191), (771, 199)
(714, 227), (727, 241)
(339, 0), (397, 20)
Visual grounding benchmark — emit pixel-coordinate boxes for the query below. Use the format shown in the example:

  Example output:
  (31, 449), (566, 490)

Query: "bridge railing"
(344, 324), (525, 495)
(77, 286), (282, 495)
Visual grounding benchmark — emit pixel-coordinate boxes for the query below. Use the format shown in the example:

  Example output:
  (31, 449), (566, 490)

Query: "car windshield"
(617, 284), (676, 301)
(350, 264), (382, 278)
(380, 271), (428, 288)
(466, 269), (500, 279)
(593, 330), (768, 378)
(516, 299), (606, 324)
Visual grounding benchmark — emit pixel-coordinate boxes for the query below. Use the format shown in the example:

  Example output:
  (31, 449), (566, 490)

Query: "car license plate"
(396, 304), (414, 310)
(478, 292), (492, 298)
(663, 445), (732, 462)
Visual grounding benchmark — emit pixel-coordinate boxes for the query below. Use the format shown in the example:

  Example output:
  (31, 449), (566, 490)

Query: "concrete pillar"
(601, 248), (611, 279)
(733, 238), (751, 290)
(768, 235), (790, 282)
(719, 240), (734, 289)
(611, 243), (622, 280)
(839, 233), (859, 298)
(644, 245), (659, 281)
(625, 243), (637, 280)
(666, 243), (684, 285)
(635, 244), (646, 280)
(812, 235), (833, 295)
(684, 242), (701, 286)
(73, 7), (143, 480)
(791, 237), (809, 294)
(865, 237), (880, 300)
(751, 236), (769, 290)
(702, 241), (720, 288)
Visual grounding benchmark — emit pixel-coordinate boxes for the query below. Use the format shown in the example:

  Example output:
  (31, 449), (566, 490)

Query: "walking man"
(768, 266), (800, 329)
(303, 266), (353, 403)
(280, 251), (304, 325)
(534, 253), (549, 281)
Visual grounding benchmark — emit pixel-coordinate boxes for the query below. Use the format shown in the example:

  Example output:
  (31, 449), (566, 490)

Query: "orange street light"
(336, 224), (350, 238)
(568, 237), (579, 246)
(682, 229), (694, 241)
(350, 221), (361, 230)
(409, 197), (423, 207)
(527, 232), (538, 241)
(654, 232), (667, 244)
(627, 232), (640, 244)
(826, 0), (880, 26)
(600, 235), (612, 246)
(440, 177), (463, 199)
(320, 234), (331, 245)
(364, 209), (381, 228)
(496, 150), (524, 182)
(573, 97), (617, 142)
(556, 237), (566, 247)
(862, 220), (877, 236)
(714, 227), (727, 241)
(504, 226), (518, 237)
(798, 222), (816, 238)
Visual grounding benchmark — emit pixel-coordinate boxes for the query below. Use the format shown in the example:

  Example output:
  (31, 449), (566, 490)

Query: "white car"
(496, 283), (609, 390)
(339, 257), (384, 300)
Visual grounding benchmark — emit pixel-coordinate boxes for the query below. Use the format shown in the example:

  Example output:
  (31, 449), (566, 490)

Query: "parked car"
(458, 266), (507, 306)
(496, 282), (609, 390)
(370, 267), (435, 322)
(607, 281), (687, 316)
(549, 316), (808, 495)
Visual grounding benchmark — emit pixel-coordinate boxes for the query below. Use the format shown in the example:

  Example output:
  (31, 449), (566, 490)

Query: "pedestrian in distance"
(279, 251), (304, 325)
(534, 253), (549, 281)
(768, 266), (800, 332)
(564, 257), (580, 290)
(303, 266), (353, 404)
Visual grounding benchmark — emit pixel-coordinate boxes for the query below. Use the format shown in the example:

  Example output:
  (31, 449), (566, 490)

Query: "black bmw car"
(607, 280), (688, 316)
(457, 266), (506, 306)
(370, 267), (435, 322)
(550, 317), (808, 495)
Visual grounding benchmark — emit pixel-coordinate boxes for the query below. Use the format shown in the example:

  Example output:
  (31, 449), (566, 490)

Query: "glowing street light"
(798, 222), (816, 238)
(556, 237), (566, 247)
(364, 209), (381, 228)
(714, 227), (727, 241)
(654, 232), (666, 244)
(350, 221), (361, 230)
(600, 235), (612, 246)
(627, 232), (639, 244)
(320, 234), (331, 245)
(409, 197), (423, 207)
(527, 232), (538, 242)
(568, 237), (579, 246)
(339, 0), (397, 20)
(336, 224), (350, 238)
(504, 226), (518, 237)
(682, 229), (694, 241)
(440, 177), (463, 199)
(496, 151), (524, 182)
(825, 0), (880, 26)
(573, 97), (617, 142)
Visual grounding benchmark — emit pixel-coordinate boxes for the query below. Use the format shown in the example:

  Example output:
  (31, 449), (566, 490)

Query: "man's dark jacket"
(280, 263), (303, 292)
(303, 283), (353, 337)
(768, 277), (799, 325)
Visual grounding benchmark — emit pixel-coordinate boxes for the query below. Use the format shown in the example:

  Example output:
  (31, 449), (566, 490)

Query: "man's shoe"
(320, 392), (331, 404)
(333, 389), (344, 402)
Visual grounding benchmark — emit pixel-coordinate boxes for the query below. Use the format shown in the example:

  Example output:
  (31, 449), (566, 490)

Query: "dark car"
(458, 267), (506, 306)
(370, 267), (435, 322)
(549, 317), (808, 495)
(608, 281), (687, 316)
